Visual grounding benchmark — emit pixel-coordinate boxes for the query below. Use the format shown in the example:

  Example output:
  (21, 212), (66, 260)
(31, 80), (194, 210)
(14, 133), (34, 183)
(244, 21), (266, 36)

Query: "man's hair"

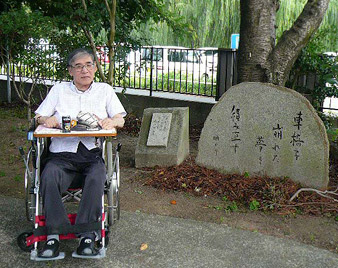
(67, 48), (95, 66)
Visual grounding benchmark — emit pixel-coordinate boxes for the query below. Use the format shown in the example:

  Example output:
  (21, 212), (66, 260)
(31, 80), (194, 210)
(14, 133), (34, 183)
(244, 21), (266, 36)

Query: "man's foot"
(37, 238), (60, 258)
(76, 237), (98, 256)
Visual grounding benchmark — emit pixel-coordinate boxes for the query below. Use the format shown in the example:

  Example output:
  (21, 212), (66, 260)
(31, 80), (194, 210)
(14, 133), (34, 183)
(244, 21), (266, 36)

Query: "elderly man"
(35, 48), (126, 259)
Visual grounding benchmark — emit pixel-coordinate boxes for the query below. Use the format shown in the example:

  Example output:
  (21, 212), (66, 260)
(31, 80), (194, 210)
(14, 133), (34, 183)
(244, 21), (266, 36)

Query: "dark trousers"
(40, 142), (106, 239)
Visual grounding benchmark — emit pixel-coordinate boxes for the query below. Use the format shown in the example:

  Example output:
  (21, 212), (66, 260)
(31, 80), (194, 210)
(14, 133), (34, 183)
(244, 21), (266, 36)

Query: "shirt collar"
(70, 81), (94, 94)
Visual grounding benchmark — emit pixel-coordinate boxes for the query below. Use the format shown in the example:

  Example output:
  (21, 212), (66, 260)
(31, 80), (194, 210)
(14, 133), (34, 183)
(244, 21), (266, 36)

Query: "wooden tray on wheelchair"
(34, 125), (117, 137)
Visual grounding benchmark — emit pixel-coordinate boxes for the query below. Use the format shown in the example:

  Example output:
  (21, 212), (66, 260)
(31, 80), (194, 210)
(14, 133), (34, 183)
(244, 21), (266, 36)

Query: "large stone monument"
(196, 82), (329, 189)
(135, 107), (189, 168)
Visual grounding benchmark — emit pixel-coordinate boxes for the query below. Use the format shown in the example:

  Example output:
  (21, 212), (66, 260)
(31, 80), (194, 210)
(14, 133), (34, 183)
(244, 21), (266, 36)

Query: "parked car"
(197, 47), (218, 79)
(96, 45), (132, 76)
(130, 46), (216, 80)
(96, 46), (110, 64)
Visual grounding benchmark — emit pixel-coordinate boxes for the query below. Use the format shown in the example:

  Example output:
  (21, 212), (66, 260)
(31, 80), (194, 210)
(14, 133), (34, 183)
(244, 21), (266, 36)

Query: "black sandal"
(76, 237), (98, 256)
(38, 239), (60, 258)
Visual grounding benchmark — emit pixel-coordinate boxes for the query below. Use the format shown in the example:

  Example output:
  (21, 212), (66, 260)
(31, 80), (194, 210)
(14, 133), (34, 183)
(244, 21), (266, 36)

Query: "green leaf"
(325, 78), (338, 85)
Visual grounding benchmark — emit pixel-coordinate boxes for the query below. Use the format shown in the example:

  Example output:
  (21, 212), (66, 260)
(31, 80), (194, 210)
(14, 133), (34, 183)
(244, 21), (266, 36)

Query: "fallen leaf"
(134, 189), (143, 195)
(140, 243), (148, 251)
(170, 200), (177, 205)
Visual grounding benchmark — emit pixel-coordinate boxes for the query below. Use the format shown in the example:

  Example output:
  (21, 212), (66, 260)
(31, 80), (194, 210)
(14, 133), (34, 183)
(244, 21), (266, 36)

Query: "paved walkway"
(1, 195), (337, 268)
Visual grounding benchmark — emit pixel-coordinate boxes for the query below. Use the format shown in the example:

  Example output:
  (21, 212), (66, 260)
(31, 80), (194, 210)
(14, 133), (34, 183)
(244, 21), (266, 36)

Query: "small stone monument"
(196, 82), (329, 189)
(135, 107), (189, 168)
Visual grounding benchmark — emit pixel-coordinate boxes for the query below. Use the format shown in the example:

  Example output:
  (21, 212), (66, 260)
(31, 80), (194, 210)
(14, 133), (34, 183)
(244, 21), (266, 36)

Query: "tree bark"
(271, 0), (330, 85)
(104, 0), (117, 85)
(237, 0), (330, 86)
(80, 0), (117, 85)
(81, 26), (107, 82)
(81, 0), (107, 83)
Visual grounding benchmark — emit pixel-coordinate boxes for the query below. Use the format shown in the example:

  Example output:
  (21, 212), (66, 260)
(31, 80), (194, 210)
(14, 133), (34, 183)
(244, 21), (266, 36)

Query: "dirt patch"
(0, 104), (337, 254)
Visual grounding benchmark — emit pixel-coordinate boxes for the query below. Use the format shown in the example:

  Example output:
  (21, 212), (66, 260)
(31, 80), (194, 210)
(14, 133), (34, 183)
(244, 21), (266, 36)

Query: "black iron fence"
(0, 44), (237, 99)
(0, 43), (336, 113)
(98, 46), (237, 99)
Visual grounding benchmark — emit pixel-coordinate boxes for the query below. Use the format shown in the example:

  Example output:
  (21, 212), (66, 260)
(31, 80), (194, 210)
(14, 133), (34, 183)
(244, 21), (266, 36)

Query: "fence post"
(6, 41), (11, 103)
(216, 49), (237, 101)
(232, 50), (238, 86)
(149, 47), (153, 96)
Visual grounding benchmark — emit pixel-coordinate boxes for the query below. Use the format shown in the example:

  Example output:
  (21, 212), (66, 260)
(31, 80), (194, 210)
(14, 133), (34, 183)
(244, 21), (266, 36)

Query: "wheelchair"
(16, 119), (121, 261)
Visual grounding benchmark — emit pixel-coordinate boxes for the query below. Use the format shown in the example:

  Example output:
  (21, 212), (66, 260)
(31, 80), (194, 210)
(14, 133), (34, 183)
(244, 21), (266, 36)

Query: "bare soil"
(0, 105), (337, 254)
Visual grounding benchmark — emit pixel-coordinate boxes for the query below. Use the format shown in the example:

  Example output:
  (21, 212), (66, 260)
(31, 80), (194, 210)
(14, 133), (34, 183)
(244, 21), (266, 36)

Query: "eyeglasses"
(71, 63), (95, 72)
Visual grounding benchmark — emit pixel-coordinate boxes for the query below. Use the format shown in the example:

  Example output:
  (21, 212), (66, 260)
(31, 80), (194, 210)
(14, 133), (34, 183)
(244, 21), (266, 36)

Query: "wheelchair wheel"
(17, 231), (34, 252)
(24, 149), (36, 222)
(25, 182), (36, 222)
(106, 141), (121, 226)
(107, 172), (120, 225)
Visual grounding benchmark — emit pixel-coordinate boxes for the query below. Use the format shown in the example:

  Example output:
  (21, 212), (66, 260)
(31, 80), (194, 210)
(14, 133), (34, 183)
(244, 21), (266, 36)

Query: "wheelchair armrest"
(29, 118), (37, 131)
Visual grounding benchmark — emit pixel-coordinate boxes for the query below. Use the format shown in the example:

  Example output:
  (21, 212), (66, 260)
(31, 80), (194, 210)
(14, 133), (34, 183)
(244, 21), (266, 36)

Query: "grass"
(0, 104), (27, 120)
(210, 196), (239, 213)
(13, 175), (22, 182)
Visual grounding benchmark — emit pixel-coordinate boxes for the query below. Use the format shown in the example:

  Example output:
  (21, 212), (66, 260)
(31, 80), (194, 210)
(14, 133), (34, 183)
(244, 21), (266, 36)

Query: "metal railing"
(1, 44), (336, 114)
(1, 44), (238, 98)
(99, 46), (236, 98)
(0, 43), (63, 82)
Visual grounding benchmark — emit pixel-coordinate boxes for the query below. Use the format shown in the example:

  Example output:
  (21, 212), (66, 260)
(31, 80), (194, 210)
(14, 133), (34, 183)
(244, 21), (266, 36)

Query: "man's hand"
(36, 115), (60, 128)
(44, 116), (60, 128)
(98, 114), (125, 130)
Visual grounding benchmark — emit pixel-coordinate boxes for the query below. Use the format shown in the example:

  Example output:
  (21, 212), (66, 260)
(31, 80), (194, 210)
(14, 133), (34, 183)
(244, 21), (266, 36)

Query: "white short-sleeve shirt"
(35, 81), (126, 153)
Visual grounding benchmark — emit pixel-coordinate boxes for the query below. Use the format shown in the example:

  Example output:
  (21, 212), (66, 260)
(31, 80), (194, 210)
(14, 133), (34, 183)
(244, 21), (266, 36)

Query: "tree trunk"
(105, 0), (117, 85)
(82, 26), (107, 83)
(81, 0), (107, 83)
(237, 0), (330, 86)
(27, 101), (31, 121)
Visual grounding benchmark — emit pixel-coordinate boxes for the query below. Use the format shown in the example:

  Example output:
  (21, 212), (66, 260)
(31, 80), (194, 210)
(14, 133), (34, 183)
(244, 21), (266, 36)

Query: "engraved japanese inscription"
(197, 82), (329, 189)
(147, 113), (173, 147)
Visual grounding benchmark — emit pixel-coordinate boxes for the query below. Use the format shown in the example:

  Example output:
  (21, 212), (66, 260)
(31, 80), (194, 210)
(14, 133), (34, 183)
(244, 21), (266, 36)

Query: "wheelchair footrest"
(30, 250), (65, 261)
(72, 247), (106, 259)
(26, 213), (105, 246)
